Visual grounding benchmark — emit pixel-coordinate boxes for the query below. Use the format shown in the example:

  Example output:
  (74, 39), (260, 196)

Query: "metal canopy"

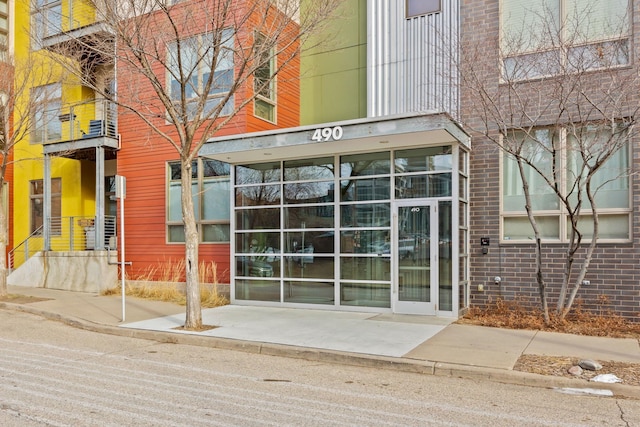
(199, 112), (470, 164)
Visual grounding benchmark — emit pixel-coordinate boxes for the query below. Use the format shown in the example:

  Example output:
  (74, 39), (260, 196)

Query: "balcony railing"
(8, 216), (117, 271)
(38, 99), (117, 146)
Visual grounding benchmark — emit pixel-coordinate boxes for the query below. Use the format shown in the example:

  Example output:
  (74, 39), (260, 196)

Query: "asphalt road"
(0, 310), (638, 426)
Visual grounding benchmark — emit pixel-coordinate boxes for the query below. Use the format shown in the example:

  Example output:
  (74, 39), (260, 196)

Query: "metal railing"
(8, 216), (117, 271)
(40, 99), (118, 145)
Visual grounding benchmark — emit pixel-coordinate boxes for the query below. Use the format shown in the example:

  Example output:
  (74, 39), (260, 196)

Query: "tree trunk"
(181, 159), (202, 329)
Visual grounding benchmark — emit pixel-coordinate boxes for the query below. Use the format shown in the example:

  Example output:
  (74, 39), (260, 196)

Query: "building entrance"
(393, 201), (438, 315)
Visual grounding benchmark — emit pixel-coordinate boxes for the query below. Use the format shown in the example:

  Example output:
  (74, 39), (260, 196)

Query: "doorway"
(393, 201), (438, 314)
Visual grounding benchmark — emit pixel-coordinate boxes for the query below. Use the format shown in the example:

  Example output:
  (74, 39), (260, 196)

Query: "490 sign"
(311, 126), (343, 142)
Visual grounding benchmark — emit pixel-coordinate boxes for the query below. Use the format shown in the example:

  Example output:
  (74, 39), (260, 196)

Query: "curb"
(2, 302), (639, 400)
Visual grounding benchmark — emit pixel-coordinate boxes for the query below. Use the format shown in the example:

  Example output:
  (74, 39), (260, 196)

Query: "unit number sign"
(311, 126), (343, 142)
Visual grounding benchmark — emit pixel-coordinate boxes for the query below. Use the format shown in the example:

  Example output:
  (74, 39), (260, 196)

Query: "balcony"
(36, 1), (114, 65)
(42, 99), (119, 159)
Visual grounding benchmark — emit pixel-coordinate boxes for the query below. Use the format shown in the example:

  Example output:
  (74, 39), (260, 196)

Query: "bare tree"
(460, 2), (638, 322)
(0, 53), (59, 298)
(41, 0), (341, 328)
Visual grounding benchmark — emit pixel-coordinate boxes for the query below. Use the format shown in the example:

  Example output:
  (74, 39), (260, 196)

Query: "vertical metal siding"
(368, 0), (460, 118)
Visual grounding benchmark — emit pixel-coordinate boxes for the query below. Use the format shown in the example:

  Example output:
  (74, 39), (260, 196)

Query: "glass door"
(393, 201), (438, 314)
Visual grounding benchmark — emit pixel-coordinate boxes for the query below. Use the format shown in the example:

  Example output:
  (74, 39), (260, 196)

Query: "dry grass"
(459, 297), (640, 339)
(102, 259), (229, 308)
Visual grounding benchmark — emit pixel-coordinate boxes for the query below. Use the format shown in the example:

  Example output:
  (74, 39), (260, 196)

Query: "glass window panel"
(284, 206), (334, 229)
(406, 0), (440, 17)
(340, 230), (391, 254)
(284, 157), (335, 181)
(284, 281), (335, 304)
(203, 178), (230, 220)
(235, 278), (280, 301)
(340, 152), (390, 178)
(202, 159), (230, 177)
(255, 99), (275, 122)
(395, 146), (452, 173)
(503, 216), (560, 240)
(340, 256), (390, 281)
(235, 185), (280, 206)
(284, 257), (335, 280)
(285, 231), (334, 254)
(168, 224), (185, 242)
(340, 282), (390, 308)
(236, 257), (280, 278)
(569, 214), (629, 240)
(340, 178), (390, 201)
(236, 162), (281, 184)
(235, 208), (280, 230)
(566, 0), (630, 42)
(340, 203), (390, 228)
(501, 0), (560, 53)
(236, 232), (280, 254)
(395, 173), (452, 198)
(202, 224), (230, 242)
(284, 182), (334, 204)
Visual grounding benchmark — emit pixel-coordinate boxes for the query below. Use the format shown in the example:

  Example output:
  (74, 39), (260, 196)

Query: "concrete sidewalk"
(3, 285), (639, 398)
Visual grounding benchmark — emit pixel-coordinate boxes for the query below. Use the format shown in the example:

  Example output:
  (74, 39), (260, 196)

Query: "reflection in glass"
(340, 152), (390, 177)
(395, 173), (451, 198)
(439, 201), (453, 311)
(236, 162), (281, 184)
(236, 208), (280, 230)
(284, 256), (335, 279)
(340, 230), (390, 254)
(284, 281), (334, 304)
(235, 279), (280, 301)
(340, 177), (390, 201)
(340, 282), (390, 307)
(202, 224), (230, 242)
(285, 231), (334, 254)
(284, 182), (334, 204)
(284, 206), (334, 229)
(236, 232), (280, 254)
(284, 157), (335, 181)
(340, 256), (390, 281)
(235, 256), (280, 277)
(236, 185), (280, 206)
(340, 203), (390, 228)
(395, 146), (452, 173)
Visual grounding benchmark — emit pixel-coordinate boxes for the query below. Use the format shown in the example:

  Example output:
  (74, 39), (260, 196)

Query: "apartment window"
(406, 0), (441, 18)
(168, 30), (234, 119)
(501, 0), (630, 80)
(167, 159), (231, 243)
(32, 0), (62, 42)
(30, 178), (62, 234)
(502, 127), (630, 241)
(254, 33), (276, 123)
(0, 0), (8, 60)
(31, 83), (62, 144)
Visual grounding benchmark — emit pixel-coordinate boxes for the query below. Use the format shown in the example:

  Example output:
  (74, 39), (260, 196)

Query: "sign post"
(115, 175), (126, 322)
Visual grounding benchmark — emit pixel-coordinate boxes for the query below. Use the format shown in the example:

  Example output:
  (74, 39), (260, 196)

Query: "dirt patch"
(0, 294), (52, 304)
(515, 355), (640, 386)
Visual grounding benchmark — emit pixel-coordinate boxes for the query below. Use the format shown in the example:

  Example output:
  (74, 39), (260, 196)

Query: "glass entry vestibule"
(233, 145), (466, 315)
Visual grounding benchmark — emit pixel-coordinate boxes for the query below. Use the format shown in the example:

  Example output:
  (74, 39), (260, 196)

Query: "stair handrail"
(8, 225), (44, 271)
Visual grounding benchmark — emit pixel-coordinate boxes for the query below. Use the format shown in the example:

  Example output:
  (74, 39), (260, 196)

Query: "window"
(0, 0), (8, 60)
(32, 0), (62, 43)
(30, 178), (61, 234)
(31, 83), (62, 144)
(254, 33), (276, 122)
(168, 30), (234, 119)
(501, 0), (630, 80)
(406, 0), (441, 18)
(502, 126), (630, 241)
(167, 159), (231, 243)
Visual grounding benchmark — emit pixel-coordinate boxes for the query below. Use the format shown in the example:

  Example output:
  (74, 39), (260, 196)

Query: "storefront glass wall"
(233, 146), (460, 312)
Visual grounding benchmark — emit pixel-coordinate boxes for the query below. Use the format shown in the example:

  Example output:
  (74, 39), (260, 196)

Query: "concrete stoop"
(8, 251), (118, 292)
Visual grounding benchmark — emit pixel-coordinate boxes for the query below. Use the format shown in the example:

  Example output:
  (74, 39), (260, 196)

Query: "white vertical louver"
(368, 0), (460, 118)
